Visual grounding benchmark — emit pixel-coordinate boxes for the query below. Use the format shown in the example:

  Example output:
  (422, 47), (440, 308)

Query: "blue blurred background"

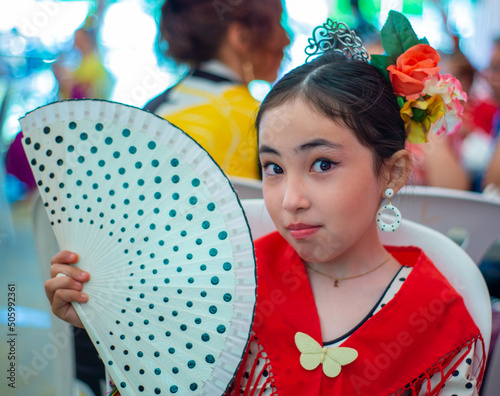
(1, 0), (499, 158)
(1, 1), (500, 395)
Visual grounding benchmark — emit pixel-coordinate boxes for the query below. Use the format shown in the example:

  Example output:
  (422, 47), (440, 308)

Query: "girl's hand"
(45, 250), (90, 328)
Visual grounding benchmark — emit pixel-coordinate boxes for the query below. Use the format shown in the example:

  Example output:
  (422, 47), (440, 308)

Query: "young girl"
(45, 16), (485, 396)
(222, 49), (486, 395)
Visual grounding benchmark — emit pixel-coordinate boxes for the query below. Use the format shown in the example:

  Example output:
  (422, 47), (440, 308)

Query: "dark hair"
(256, 53), (406, 175)
(159, 0), (282, 65)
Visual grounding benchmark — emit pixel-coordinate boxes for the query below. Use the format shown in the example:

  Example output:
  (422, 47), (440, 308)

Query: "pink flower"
(422, 74), (467, 105)
(422, 74), (467, 136)
(429, 98), (464, 136)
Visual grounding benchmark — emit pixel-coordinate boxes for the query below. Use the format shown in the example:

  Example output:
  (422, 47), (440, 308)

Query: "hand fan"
(19, 99), (256, 396)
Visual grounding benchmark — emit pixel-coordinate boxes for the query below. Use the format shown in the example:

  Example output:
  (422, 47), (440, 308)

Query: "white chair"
(394, 185), (500, 264)
(32, 193), (77, 396)
(240, 199), (492, 363)
(229, 176), (263, 199)
(482, 329), (500, 396)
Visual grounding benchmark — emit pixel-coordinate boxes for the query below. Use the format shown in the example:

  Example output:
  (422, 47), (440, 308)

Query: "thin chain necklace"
(306, 255), (392, 287)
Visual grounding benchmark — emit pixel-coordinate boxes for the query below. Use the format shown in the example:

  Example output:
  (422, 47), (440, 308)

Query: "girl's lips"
(287, 224), (320, 240)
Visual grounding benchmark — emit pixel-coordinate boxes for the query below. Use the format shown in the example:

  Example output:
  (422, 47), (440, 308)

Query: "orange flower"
(387, 44), (441, 101)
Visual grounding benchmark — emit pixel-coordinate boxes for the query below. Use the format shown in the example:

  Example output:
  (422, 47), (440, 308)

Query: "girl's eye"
(263, 163), (284, 175)
(311, 159), (336, 172)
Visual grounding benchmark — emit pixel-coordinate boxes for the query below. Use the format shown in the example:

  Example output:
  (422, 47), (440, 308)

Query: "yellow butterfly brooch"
(294, 332), (358, 378)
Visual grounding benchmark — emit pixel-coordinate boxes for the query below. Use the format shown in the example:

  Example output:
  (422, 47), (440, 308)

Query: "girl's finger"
(50, 250), (79, 265)
(49, 263), (90, 282)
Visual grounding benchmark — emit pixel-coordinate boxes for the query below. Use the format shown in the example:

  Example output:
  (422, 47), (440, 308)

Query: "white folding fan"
(20, 99), (256, 396)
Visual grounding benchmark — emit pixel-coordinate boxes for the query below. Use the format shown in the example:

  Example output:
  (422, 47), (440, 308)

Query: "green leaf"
(412, 107), (427, 122)
(419, 37), (429, 45)
(380, 10), (421, 59)
(370, 54), (395, 82)
(397, 96), (406, 110)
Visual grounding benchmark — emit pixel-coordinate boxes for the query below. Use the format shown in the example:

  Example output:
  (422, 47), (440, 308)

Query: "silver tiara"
(305, 19), (369, 63)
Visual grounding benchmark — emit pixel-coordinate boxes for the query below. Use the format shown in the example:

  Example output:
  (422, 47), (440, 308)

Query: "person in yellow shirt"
(54, 27), (112, 100)
(144, 0), (290, 180)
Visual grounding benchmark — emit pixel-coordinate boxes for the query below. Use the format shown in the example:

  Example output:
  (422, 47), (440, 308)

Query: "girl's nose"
(282, 180), (310, 212)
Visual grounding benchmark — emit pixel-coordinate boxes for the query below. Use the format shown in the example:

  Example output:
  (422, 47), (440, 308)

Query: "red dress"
(230, 231), (486, 395)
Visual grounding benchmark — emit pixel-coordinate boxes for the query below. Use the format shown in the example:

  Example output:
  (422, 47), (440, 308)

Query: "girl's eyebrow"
(259, 139), (344, 156)
(259, 145), (280, 156)
(297, 138), (344, 152)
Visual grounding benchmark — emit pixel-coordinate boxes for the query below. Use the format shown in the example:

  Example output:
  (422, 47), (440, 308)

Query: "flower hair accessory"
(304, 11), (467, 144)
(371, 10), (467, 143)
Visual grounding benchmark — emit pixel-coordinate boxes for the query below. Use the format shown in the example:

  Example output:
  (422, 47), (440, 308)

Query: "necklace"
(306, 255), (392, 287)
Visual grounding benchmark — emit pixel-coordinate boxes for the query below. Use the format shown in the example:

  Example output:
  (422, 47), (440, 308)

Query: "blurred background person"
(5, 16), (113, 198)
(53, 22), (113, 100)
(144, 0), (290, 180)
(440, 43), (500, 192)
(484, 37), (500, 190)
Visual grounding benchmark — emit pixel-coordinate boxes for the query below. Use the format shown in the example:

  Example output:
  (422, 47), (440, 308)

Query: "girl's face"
(258, 99), (386, 265)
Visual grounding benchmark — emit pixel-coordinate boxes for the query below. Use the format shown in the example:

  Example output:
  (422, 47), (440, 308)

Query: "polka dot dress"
(241, 266), (479, 395)
(20, 100), (257, 395)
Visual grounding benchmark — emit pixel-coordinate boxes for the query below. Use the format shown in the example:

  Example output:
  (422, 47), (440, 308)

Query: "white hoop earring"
(376, 188), (402, 232)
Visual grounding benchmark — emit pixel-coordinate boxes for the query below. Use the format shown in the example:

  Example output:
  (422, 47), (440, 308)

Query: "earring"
(376, 188), (402, 232)
(242, 60), (255, 84)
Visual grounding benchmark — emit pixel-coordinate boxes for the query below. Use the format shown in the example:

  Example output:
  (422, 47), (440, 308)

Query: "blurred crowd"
(2, 5), (500, 198)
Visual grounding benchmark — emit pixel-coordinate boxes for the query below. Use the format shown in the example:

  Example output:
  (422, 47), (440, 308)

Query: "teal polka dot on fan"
(206, 355), (215, 364)
(218, 231), (228, 240)
(217, 325), (226, 333)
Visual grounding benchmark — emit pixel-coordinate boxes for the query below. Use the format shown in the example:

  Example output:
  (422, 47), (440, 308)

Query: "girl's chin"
(291, 245), (337, 264)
